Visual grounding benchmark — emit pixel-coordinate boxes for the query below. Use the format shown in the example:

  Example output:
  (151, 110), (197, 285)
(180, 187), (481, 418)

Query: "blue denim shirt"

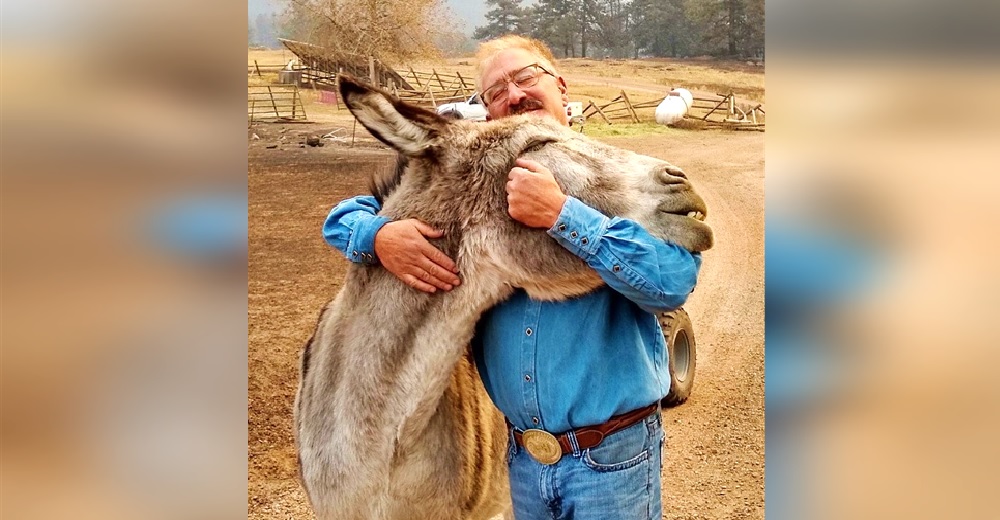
(323, 195), (701, 433)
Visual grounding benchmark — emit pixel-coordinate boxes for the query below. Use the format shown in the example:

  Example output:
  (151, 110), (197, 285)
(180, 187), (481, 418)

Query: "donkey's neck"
(332, 268), (512, 447)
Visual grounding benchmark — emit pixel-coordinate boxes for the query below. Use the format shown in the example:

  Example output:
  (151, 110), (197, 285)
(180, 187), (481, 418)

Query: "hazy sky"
(247, 0), (488, 36)
(444, 0), (488, 34)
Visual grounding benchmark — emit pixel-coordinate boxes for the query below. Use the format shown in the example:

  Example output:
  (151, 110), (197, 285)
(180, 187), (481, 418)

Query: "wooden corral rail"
(391, 86), (471, 108)
(248, 60), (287, 77)
(390, 67), (476, 108)
(689, 93), (765, 131)
(582, 90), (651, 124)
(582, 89), (765, 130)
(248, 85), (307, 123)
(396, 67), (474, 92)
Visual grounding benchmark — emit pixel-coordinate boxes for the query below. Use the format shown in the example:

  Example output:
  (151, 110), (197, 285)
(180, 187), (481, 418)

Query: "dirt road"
(615, 133), (765, 519)
(247, 128), (764, 519)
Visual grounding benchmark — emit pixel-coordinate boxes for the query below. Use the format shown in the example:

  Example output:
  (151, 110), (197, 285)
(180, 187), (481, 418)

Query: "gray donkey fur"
(295, 75), (713, 520)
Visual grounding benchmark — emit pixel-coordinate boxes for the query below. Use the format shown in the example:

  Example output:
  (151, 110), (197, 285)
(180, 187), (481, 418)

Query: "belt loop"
(646, 403), (660, 435)
(567, 429), (581, 456)
(508, 423), (520, 455)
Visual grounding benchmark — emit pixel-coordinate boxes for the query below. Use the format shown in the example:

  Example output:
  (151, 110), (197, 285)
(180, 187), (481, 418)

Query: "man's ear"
(557, 76), (569, 105)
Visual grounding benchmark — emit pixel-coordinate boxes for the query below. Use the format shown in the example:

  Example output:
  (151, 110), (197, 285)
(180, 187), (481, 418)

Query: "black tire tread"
(659, 308), (696, 408)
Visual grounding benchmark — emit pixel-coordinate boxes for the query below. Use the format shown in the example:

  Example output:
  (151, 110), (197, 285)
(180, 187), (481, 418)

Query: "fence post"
(702, 95), (728, 121)
(619, 90), (640, 123)
(592, 102), (612, 124)
(296, 86), (307, 120)
(455, 71), (469, 94)
(409, 66), (422, 88)
(267, 86), (280, 118)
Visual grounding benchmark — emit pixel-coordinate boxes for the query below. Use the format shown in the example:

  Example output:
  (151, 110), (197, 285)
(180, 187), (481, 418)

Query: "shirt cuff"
(546, 196), (609, 258)
(347, 215), (390, 264)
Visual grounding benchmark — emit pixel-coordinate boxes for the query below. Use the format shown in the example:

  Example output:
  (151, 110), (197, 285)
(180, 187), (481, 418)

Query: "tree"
(594, 0), (634, 58)
(530, 0), (577, 57)
(574, 0), (602, 58)
(686, 0), (758, 57)
(627, 0), (695, 57)
(473, 0), (526, 40)
(743, 0), (764, 58)
(280, 0), (448, 65)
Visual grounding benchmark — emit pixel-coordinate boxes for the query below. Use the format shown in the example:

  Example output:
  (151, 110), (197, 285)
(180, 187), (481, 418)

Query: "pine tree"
(530, 0), (577, 57)
(473, 0), (526, 40)
(687, 0), (754, 56)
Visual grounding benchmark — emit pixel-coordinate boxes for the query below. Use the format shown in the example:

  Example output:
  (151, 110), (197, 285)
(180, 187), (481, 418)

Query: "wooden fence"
(390, 67), (475, 108)
(582, 90), (649, 123)
(248, 60), (287, 77)
(248, 85), (307, 123)
(693, 94), (765, 130)
(582, 90), (764, 130)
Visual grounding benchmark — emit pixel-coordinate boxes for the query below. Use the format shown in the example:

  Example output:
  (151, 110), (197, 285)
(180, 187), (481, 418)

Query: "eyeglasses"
(481, 63), (557, 107)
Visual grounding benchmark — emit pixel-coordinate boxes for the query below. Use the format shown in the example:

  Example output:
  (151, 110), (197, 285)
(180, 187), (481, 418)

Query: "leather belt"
(511, 403), (659, 465)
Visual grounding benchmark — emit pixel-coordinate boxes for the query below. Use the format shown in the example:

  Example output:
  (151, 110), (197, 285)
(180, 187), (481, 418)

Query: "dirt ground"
(248, 123), (764, 519)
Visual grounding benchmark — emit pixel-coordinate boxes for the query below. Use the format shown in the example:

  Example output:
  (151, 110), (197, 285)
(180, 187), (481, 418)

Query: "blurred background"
(3, 0), (248, 518)
(2, 0), (999, 519)
(765, 0), (1000, 518)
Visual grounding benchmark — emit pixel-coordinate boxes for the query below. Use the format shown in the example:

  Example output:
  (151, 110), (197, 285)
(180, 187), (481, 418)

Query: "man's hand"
(374, 219), (461, 293)
(506, 158), (568, 228)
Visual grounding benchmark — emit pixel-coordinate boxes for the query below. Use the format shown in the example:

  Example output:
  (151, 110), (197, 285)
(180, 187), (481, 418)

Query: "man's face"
(479, 49), (569, 126)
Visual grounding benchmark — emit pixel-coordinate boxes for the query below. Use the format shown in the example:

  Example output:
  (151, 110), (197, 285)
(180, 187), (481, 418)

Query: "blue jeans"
(506, 409), (665, 520)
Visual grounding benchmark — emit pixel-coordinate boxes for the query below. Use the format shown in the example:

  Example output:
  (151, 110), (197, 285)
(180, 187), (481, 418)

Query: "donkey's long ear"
(338, 75), (446, 157)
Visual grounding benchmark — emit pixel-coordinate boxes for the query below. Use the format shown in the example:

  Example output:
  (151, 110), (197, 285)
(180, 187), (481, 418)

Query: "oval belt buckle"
(522, 429), (562, 465)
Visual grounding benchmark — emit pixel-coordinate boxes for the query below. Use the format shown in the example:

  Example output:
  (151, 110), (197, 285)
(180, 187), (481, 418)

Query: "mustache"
(510, 98), (545, 115)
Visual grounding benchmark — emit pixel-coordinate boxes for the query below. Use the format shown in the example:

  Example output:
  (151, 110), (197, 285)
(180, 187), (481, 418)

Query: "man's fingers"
(419, 258), (461, 289)
(412, 220), (444, 238)
(514, 158), (543, 171)
(420, 242), (459, 274)
(401, 273), (437, 293)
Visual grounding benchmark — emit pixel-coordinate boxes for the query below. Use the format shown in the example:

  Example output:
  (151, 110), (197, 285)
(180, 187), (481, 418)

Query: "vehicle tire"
(659, 308), (696, 407)
(439, 110), (463, 121)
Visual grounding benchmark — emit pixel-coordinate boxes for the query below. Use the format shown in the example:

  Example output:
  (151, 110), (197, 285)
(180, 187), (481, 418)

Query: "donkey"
(295, 75), (714, 520)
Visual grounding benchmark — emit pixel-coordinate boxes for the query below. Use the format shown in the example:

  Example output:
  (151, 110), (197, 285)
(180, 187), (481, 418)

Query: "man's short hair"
(475, 35), (560, 91)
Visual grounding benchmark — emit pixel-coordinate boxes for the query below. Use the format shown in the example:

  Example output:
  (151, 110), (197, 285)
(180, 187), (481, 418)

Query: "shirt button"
(580, 237), (589, 245)
(524, 374), (531, 382)
(532, 417), (540, 425)
(613, 265), (621, 272)
(570, 231), (578, 238)
(525, 327), (533, 336)
(557, 224), (567, 232)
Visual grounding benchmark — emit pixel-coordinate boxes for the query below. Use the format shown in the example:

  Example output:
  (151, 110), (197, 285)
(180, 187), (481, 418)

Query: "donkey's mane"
(371, 155), (407, 205)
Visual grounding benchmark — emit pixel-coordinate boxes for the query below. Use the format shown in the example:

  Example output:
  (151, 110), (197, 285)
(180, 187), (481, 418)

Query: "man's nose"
(505, 82), (528, 106)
